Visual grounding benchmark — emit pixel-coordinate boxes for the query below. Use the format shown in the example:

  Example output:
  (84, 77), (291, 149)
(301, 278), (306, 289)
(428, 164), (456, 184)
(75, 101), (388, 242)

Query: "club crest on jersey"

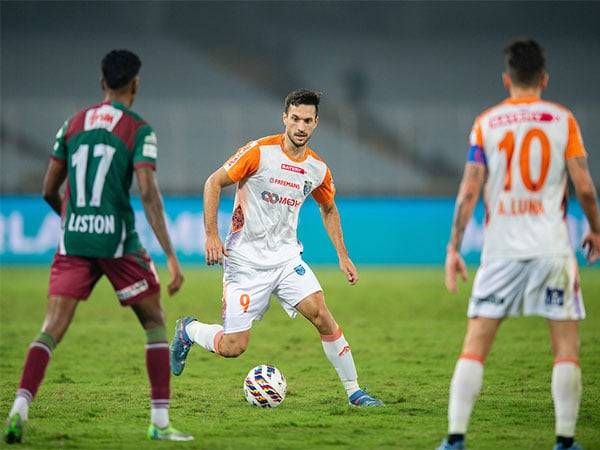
(303, 180), (313, 196)
(294, 265), (306, 276)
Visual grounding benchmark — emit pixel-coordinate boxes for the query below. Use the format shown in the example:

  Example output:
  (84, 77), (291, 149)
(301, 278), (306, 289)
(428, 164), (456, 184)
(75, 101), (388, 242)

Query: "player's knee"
(42, 317), (71, 343)
(219, 334), (249, 358)
(143, 309), (165, 330)
(312, 303), (337, 334)
(221, 342), (247, 358)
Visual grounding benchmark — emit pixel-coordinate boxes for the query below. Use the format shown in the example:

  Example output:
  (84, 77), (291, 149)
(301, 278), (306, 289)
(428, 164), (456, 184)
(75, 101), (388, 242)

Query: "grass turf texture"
(0, 267), (599, 450)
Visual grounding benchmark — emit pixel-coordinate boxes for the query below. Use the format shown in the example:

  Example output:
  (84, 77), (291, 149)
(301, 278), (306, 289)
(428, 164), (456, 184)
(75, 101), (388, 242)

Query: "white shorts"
(221, 257), (322, 333)
(467, 256), (585, 321)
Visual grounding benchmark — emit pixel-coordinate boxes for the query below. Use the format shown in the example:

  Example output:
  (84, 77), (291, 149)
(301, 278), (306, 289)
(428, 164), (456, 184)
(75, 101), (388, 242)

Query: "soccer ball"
(243, 364), (287, 408)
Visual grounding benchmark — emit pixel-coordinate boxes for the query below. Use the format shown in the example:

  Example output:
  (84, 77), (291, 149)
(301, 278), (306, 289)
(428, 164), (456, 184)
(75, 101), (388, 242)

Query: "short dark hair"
(101, 49), (142, 90)
(284, 89), (321, 116)
(504, 39), (546, 87)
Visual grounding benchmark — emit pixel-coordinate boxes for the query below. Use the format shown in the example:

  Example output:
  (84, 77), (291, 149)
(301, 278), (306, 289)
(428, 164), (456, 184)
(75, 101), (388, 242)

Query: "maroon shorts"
(48, 251), (160, 306)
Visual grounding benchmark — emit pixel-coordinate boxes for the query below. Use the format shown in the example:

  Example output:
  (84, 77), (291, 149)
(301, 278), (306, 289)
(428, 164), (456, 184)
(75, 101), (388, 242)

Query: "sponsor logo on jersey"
(303, 180), (313, 196)
(116, 279), (149, 301)
(545, 288), (565, 306)
(224, 141), (257, 170)
(269, 178), (300, 190)
(84, 105), (123, 132)
(294, 264), (305, 276)
(489, 111), (558, 128)
(261, 191), (302, 208)
(67, 213), (116, 234)
(281, 163), (305, 174)
(475, 294), (505, 305)
(142, 133), (158, 158)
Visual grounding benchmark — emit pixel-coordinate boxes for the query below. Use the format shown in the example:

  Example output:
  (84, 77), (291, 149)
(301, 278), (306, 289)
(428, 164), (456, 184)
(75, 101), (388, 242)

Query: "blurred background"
(1, 1), (599, 264)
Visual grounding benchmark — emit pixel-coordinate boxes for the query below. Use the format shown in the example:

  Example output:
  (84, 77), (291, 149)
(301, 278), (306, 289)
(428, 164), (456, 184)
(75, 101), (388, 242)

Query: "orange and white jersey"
(468, 97), (587, 262)
(222, 134), (335, 268)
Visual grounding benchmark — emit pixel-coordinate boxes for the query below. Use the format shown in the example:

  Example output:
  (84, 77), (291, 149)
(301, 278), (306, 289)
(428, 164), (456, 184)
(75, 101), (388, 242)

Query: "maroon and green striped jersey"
(52, 100), (157, 258)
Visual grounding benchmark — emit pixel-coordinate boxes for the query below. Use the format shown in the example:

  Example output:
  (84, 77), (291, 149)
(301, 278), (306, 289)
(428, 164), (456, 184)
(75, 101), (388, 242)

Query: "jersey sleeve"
(133, 124), (158, 170)
(466, 118), (487, 166)
(312, 167), (336, 205)
(51, 119), (69, 163)
(223, 141), (260, 182)
(565, 113), (587, 159)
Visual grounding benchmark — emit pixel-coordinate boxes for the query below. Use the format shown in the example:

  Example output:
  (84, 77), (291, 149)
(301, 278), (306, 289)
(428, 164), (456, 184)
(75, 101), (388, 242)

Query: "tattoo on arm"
(448, 164), (484, 252)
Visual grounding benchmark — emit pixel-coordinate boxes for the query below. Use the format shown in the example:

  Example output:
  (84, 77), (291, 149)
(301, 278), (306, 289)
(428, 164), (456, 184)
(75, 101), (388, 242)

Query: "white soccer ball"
(243, 364), (287, 408)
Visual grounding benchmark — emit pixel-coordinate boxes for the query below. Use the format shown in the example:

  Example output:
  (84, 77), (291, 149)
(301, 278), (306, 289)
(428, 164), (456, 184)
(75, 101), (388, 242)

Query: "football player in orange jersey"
(171, 90), (383, 407)
(438, 39), (600, 450)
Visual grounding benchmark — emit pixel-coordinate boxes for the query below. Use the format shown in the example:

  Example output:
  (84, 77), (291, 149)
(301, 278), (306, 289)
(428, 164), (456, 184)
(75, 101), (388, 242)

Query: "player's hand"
(167, 254), (184, 296)
(339, 254), (358, 285)
(205, 234), (228, 266)
(582, 231), (600, 264)
(445, 248), (467, 293)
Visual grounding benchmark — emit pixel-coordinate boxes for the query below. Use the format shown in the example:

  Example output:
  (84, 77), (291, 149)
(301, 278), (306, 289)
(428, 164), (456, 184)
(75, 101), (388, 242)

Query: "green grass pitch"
(1, 266), (599, 449)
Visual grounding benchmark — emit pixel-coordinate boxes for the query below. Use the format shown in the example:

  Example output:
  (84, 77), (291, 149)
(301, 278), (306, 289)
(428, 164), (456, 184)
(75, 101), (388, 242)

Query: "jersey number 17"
(72, 144), (116, 207)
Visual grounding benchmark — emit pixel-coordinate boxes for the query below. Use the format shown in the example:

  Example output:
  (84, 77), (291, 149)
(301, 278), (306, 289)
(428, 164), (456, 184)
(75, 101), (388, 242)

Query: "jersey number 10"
(72, 144), (116, 207)
(498, 127), (550, 192)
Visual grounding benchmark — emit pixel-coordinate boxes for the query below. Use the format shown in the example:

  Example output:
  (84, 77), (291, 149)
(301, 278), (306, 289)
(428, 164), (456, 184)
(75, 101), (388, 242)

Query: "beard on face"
(287, 130), (310, 148)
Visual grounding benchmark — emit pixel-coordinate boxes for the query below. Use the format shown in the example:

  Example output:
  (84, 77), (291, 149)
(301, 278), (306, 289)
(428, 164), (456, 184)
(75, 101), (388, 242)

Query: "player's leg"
(273, 260), (382, 407)
(549, 320), (582, 450)
(4, 295), (79, 444)
(175, 314), (250, 358)
(171, 263), (271, 373)
(5, 254), (95, 444)
(439, 259), (527, 450)
(102, 252), (192, 441)
(294, 291), (381, 407)
(526, 256), (584, 450)
(441, 317), (501, 449)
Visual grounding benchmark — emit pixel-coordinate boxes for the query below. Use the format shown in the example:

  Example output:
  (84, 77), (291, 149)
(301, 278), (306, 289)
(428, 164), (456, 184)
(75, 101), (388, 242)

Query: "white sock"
(151, 404), (169, 429)
(448, 357), (484, 434)
(185, 321), (224, 353)
(320, 329), (359, 397)
(552, 361), (581, 437)
(9, 391), (30, 421)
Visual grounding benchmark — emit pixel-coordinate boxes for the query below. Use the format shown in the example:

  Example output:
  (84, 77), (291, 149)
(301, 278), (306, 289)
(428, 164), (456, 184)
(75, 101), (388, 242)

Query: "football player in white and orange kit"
(437, 40), (600, 450)
(170, 90), (383, 407)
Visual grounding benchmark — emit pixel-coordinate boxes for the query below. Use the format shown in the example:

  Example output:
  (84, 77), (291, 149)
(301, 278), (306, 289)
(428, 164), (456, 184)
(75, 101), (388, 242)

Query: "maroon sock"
(18, 342), (52, 400)
(146, 343), (170, 407)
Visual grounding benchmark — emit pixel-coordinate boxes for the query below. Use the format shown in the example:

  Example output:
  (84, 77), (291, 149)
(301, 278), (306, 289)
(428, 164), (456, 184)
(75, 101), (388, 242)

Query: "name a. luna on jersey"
(67, 213), (116, 234)
(497, 198), (545, 216)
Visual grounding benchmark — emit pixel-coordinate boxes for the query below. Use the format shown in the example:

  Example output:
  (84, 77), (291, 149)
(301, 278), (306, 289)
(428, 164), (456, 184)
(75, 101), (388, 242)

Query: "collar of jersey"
(278, 134), (311, 163)
(503, 96), (541, 105)
(102, 99), (128, 111)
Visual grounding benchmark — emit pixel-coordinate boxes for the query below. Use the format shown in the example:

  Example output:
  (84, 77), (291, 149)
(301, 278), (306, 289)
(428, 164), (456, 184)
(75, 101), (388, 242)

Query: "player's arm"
(567, 157), (600, 263)
(445, 162), (486, 292)
(319, 200), (358, 285)
(136, 167), (183, 296)
(203, 167), (235, 265)
(42, 159), (67, 215)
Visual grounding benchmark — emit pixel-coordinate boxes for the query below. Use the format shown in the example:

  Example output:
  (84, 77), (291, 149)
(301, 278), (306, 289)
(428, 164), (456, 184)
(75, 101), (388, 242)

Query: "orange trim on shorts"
(554, 357), (580, 367)
(459, 352), (485, 364)
(320, 328), (343, 342)
(213, 330), (224, 354)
